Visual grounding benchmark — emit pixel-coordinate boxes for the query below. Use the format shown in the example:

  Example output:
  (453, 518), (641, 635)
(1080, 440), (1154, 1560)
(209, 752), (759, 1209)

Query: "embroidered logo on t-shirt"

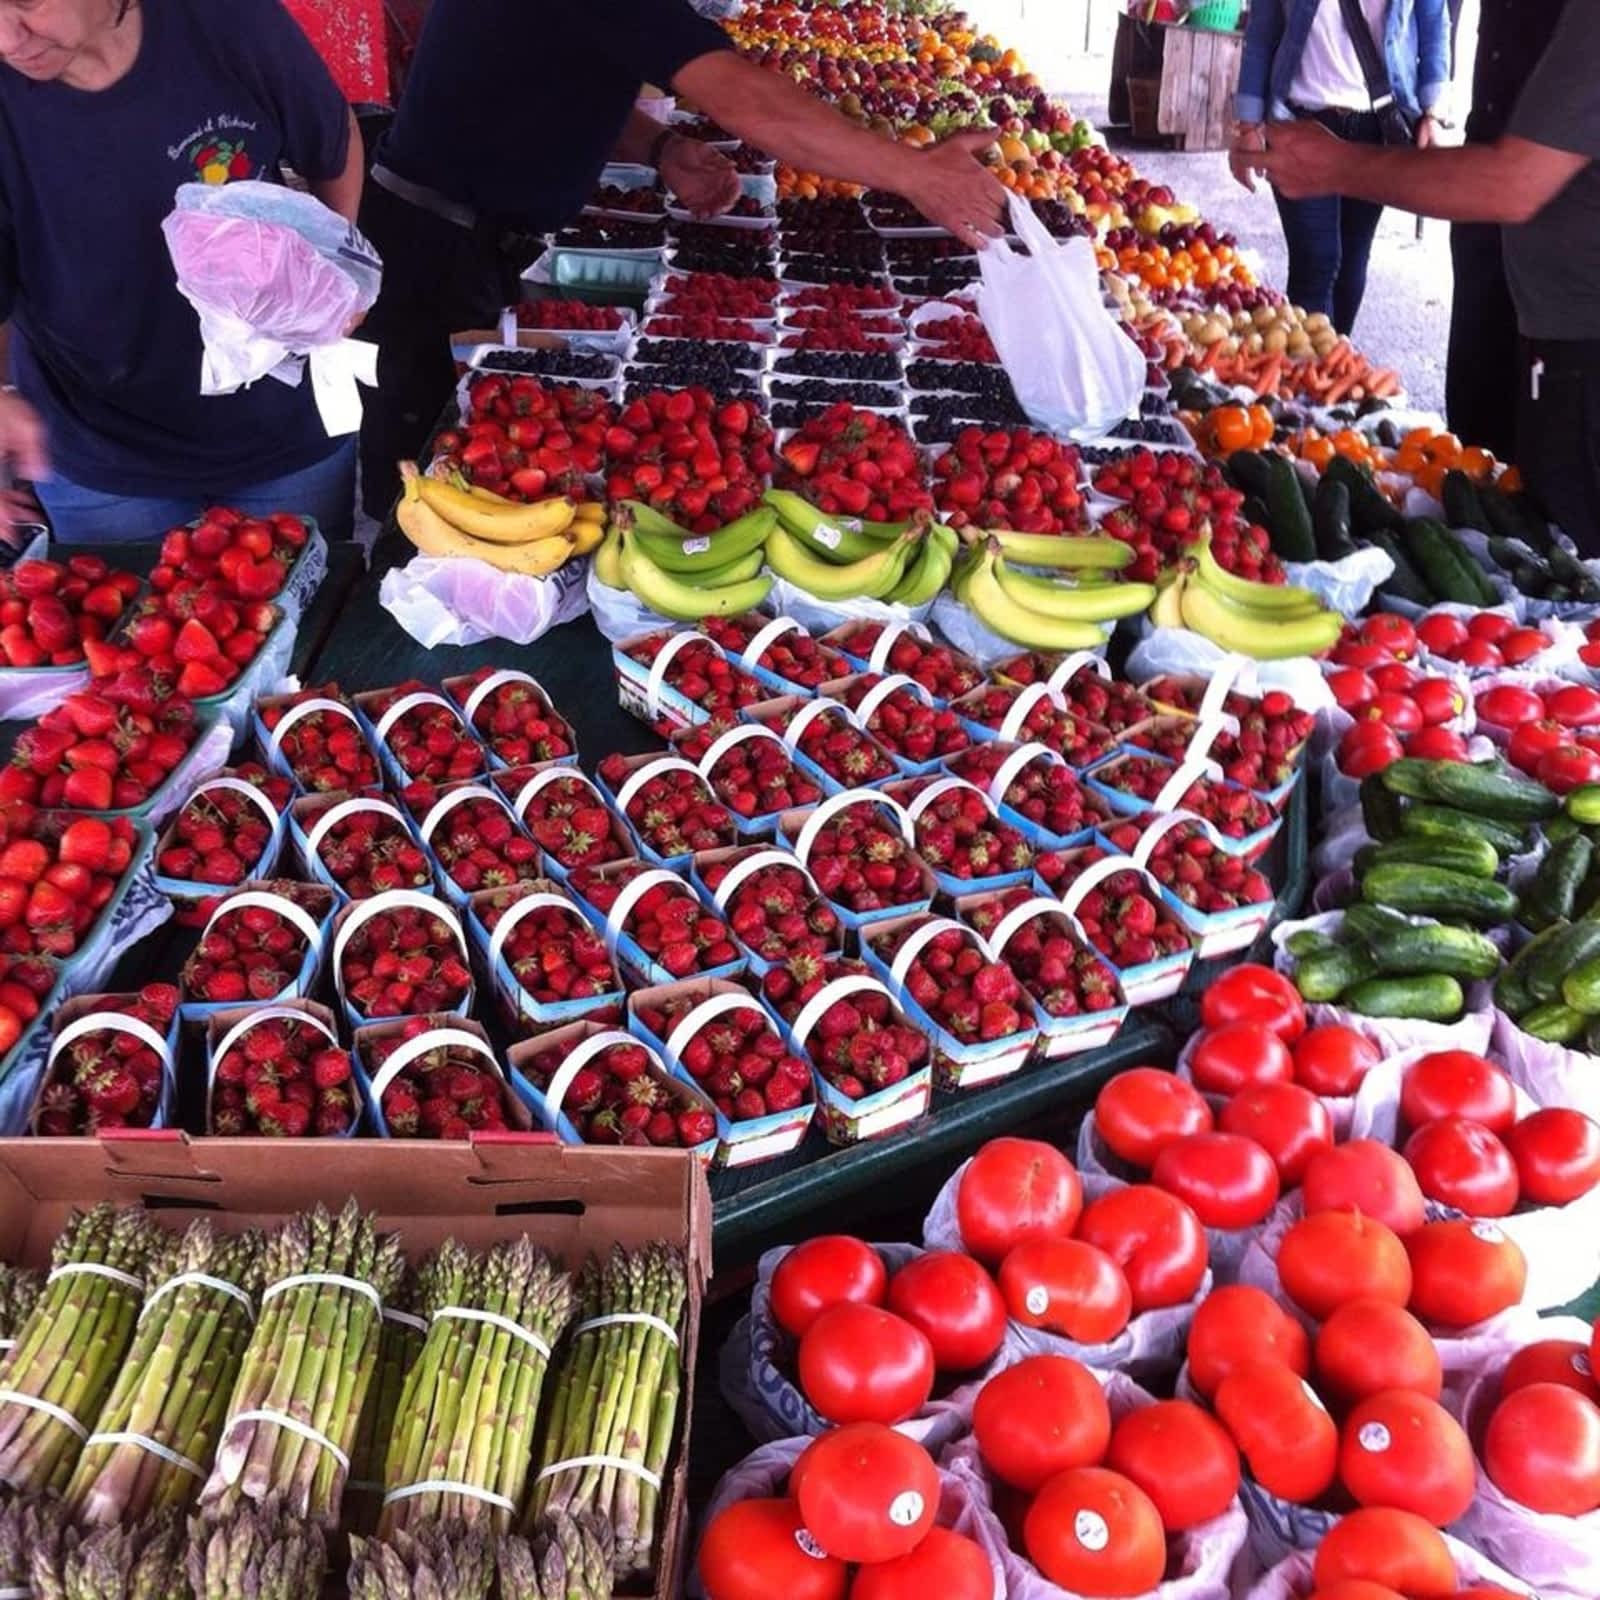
(168, 114), (261, 183)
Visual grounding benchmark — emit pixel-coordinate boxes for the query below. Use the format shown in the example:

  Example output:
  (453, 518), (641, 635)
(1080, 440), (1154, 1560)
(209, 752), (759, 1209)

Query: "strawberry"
(759, 952), (873, 1026)
(953, 685), (1115, 768)
(930, 426), (1089, 537)
(697, 850), (840, 962)
(180, 880), (334, 1006)
(943, 743), (1114, 843)
(568, 861), (739, 977)
(638, 997), (810, 1123)
(596, 755), (734, 860)
(362, 680), (485, 786)
(156, 763), (291, 920)
(1100, 814), (1274, 913)
(29, 984), (178, 1134)
(836, 675), (972, 766)
(774, 405), (933, 524)
(210, 1010), (356, 1136)
(359, 1015), (510, 1140)
(1089, 450), (1256, 584)
(868, 917), (1029, 1044)
(1035, 846), (1194, 969)
(888, 776), (1033, 881)
(0, 556), (137, 669)
(757, 701), (897, 788)
(399, 784), (540, 895)
(621, 633), (764, 734)
(442, 375), (613, 501)
(448, 669), (576, 767)
(476, 889), (619, 1008)
(784, 796), (926, 915)
(339, 904), (472, 1021)
(996, 658), (1156, 733)
(697, 616), (851, 692)
(300, 796), (432, 899)
(519, 1032), (711, 1148)
(500, 769), (630, 873)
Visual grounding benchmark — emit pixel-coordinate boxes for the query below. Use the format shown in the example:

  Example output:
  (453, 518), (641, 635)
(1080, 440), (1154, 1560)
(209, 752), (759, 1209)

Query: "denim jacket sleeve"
(1413, 0), (1451, 111)
(1236, 0), (1286, 124)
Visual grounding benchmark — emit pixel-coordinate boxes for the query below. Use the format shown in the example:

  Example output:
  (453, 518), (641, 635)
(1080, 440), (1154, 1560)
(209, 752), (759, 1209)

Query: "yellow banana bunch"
(404, 463), (577, 546)
(1149, 538), (1343, 659)
(960, 540), (1109, 650)
(397, 477), (574, 578)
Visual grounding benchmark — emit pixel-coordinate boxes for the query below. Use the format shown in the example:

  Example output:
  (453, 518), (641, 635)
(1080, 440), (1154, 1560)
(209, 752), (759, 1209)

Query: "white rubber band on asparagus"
(534, 1453), (662, 1490)
(888, 916), (992, 992)
(0, 1389), (88, 1439)
(82, 1428), (203, 1478)
(304, 796), (408, 866)
(140, 1271), (256, 1323)
(261, 1272), (382, 1312)
(383, 1308), (427, 1334)
(709, 848), (802, 914)
(188, 775), (283, 832)
(202, 892), (324, 960)
(985, 741), (1065, 807)
(571, 1311), (680, 1345)
(510, 764), (599, 825)
(663, 990), (770, 1068)
(460, 668), (550, 730)
(738, 615), (803, 669)
(431, 1304), (551, 1360)
(47, 1262), (145, 1293)
(1151, 751), (1224, 814)
(418, 784), (510, 850)
(382, 1478), (514, 1512)
(266, 695), (361, 760)
(373, 690), (462, 749)
(602, 869), (684, 958)
(1046, 651), (1111, 693)
(0, 1585), (28, 1598)
(487, 891), (587, 982)
(643, 629), (708, 719)
(48, 1014), (172, 1082)
(851, 673), (931, 729)
(333, 889), (468, 1002)
(792, 789), (914, 870)
(694, 722), (785, 781)
(221, 1409), (349, 1471)
(367, 1028), (500, 1109)
(865, 619), (930, 675)
(997, 682), (1067, 745)
(613, 756), (705, 820)
(904, 776), (993, 824)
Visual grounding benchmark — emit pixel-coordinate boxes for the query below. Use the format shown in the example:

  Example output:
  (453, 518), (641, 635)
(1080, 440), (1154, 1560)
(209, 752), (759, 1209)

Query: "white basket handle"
(368, 1026), (499, 1108)
(418, 784), (508, 849)
(510, 765), (598, 823)
(852, 673), (932, 728)
(602, 868), (685, 956)
(996, 682), (1067, 745)
(905, 776), (994, 823)
(540, 1029), (661, 1122)
(1046, 651), (1112, 693)
(373, 689), (462, 748)
(709, 848), (805, 913)
(1151, 751), (1224, 814)
(887, 916), (992, 992)
(985, 741), (1065, 806)
(614, 756), (705, 820)
(484, 891), (588, 980)
(266, 695), (361, 760)
(303, 796), (407, 866)
(737, 616), (804, 670)
(186, 776), (282, 832)
(1129, 807), (1226, 868)
(460, 668), (548, 729)
(201, 890), (324, 958)
(865, 619), (931, 674)
(662, 989), (770, 1066)
(209, 1005), (339, 1120)
(1056, 852), (1151, 920)
(49, 1013), (172, 1080)
(1197, 653), (1258, 724)
(695, 723), (786, 780)
(642, 630), (710, 719)
(792, 789), (914, 869)
(333, 890), (467, 998)
(779, 697), (847, 751)
(987, 895), (1072, 961)
(791, 973), (894, 1053)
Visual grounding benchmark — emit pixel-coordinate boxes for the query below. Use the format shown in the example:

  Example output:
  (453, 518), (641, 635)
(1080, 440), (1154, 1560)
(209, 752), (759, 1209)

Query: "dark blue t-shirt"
(380, 0), (730, 230)
(0, 0), (352, 496)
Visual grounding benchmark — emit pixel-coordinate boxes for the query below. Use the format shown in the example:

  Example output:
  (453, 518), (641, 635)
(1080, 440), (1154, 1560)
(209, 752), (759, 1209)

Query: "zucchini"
(1527, 916), (1600, 1003)
(1480, 482), (1556, 554)
(1325, 455), (1405, 534)
(1361, 921), (1502, 981)
(1312, 476), (1357, 561)
(1227, 449), (1275, 502)
(1360, 773), (1407, 842)
(1561, 953), (1600, 1014)
(1495, 922), (1568, 1017)
(1264, 453), (1317, 562)
(1525, 833), (1593, 930)
(1358, 863), (1518, 924)
(1344, 973), (1464, 1021)
(1398, 804), (1527, 858)
(1519, 999), (1587, 1044)
(1285, 929), (1342, 958)
(1380, 759), (1559, 823)
(1294, 943), (1379, 1003)
(1354, 835), (1500, 881)
(1404, 518), (1487, 605)
(1442, 470), (1492, 534)
(1365, 527), (1435, 605)
(1566, 786), (1600, 827)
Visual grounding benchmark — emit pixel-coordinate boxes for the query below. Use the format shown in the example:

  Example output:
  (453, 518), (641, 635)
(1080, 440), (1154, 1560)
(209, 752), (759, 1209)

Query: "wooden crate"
(1157, 26), (1244, 151)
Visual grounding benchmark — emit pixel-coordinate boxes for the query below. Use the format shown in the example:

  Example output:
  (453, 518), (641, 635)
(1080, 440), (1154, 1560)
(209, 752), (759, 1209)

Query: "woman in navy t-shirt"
(0, 0), (363, 541)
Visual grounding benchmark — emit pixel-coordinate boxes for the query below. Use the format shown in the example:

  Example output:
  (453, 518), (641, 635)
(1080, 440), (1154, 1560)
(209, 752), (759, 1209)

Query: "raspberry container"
(778, 790), (936, 936)
(178, 880), (335, 1022)
(507, 1020), (716, 1164)
(860, 911), (1040, 1092)
(595, 752), (735, 872)
(203, 999), (357, 1138)
(741, 694), (898, 799)
(150, 769), (289, 923)
(289, 792), (431, 904)
(31, 991), (182, 1136)
(465, 880), (625, 1035)
(442, 668), (579, 773)
(568, 860), (749, 990)
(353, 1014), (533, 1139)
(1083, 749), (1284, 859)
(490, 764), (638, 885)
(687, 844), (845, 977)
(627, 977), (816, 1167)
(882, 775), (1035, 899)
(331, 889), (475, 1032)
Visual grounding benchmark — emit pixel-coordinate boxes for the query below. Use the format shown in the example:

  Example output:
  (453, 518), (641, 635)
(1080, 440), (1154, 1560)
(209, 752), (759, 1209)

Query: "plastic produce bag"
(1283, 545), (1394, 617)
(766, 576), (935, 639)
(1241, 1532), (1534, 1599)
(1124, 629), (1336, 714)
(161, 182), (381, 435)
(975, 195), (1144, 443)
(586, 566), (674, 644)
(379, 554), (588, 647)
(1492, 1004), (1600, 1122)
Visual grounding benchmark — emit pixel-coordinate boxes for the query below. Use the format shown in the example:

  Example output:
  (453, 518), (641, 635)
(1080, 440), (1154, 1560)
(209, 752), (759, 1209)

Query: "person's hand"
(1259, 119), (1347, 199)
(659, 136), (741, 217)
(0, 392), (48, 546)
(1416, 112), (1437, 149)
(1229, 123), (1265, 192)
(899, 128), (1009, 251)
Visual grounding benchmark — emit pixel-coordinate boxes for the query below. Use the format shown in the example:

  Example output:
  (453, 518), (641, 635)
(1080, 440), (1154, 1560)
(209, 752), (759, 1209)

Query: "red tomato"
(1469, 613), (1516, 643)
(1403, 1117), (1520, 1217)
(1417, 613), (1469, 654)
(697, 1499), (849, 1600)
(1187, 1284), (1311, 1398)
(1214, 1361), (1338, 1503)
(1315, 1300), (1443, 1407)
(1200, 964), (1307, 1040)
(1400, 1052), (1517, 1136)
(772, 1238), (889, 1339)
(1293, 1024), (1381, 1098)
(1277, 1210), (1412, 1321)
(1305, 1585), (1407, 1600)
(1338, 722), (1405, 778)
(1548, 682), (1600, 727)
(1312, 1507), (1457, 1595)
(847, 1529), (993, 1600)
(1508, 717), (1570, 775)
(956, 1138), (1083, 1265)
(1151, 1131), (1282, 1229)
(972, 1354), (1111, 1491)
(1188, 1022), (1294, 1096)
(1499, 626), (1549, 666)
(1506, 1107), (1600, 1205)
(1483, 1381), (1600, 1515)
(886, 1252), (1006, 1373)
(798, 1305), (935, 1426)
(1076, 1185), (1208, 1312)
(1500, 1339), (1599, 1402)
(1410, 677), (1463, 726)
(1334, 639), (1393, 670)
(795, 1425), (939, 1564)
(1369, 662), (1418, 696)
(1475, 683), (1546, 729)
(1406, 1219), (1526, 1328)
(1303, 1140), (1426, 1236)
(1328, 668), (1377, 712)
(1454, 638), (1504, 670)
(1361, 614), (1417, 657)
(1537, 744), (1600, 793)
(1582, 639), (1600, 669)
(1408, 726), (1471, 761)
(1104, 1399), (1240, 1532)
(1219, 1082), (1334, 1186)
(997, 1237), (1131, 1345)
(1023, 1467), (1166, 1597)
(1093, 1068), (1212, 1170)
(1338, 1390), (1475, 1525)
(1365, 691), (1424, 735)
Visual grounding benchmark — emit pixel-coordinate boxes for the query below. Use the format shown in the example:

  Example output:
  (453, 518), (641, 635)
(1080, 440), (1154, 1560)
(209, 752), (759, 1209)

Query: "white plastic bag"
(1242, 1533), (1535, 1599)
(1124, 629), (1336, 714)
(161, 182), (381, 435)
(379, 555), (589, 647)
(1283, 546), (1395, 617)
(976, 195), (1144, 443)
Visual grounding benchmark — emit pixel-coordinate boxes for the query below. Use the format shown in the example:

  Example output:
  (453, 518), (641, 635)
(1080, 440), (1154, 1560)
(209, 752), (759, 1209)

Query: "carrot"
(1324, 372), (1362, 405)
(1256, 355), (1284, 396)
(1368, 369), (1401, 398)
(1194, 342), (1220, 375)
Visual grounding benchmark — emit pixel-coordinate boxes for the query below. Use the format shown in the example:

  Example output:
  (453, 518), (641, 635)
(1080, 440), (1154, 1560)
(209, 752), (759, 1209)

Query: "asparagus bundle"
(0, 1267), (42, 1354)
(527, 1243), (687, 1576)
(0, 1205), (162, 1494)
(498, 1513), (615, 1600)
(345, 1271), (427, 1536)
(185, 1491), (327, 1600)
(347, 1522), (495, 1600)
(0, 1492), (68, 1596)
(204, 1203), (405, 1527)
(67, 1222), (265, 1526)
(29, 1507), (186, 1600)
(380, 1237), (574, 1537)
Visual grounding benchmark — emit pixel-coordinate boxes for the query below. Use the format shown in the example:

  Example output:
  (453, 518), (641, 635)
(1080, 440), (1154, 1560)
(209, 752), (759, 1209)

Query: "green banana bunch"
(623, 503), (776, 575)
(619, 528), (773, 620)
(765, 522), (916, 601)
(887, 524), (958, 605)
(1178, 576), (1343, 659)
(763, 489), (907, 564)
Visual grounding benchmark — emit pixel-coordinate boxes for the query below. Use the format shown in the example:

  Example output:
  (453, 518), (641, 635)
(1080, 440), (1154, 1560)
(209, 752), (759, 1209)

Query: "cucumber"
(1404, 518), (1487, 605)
(1360, 772), (1407, 843)
(1325, 455), (1405, 534)
(1354, 835), (1500, 881)
(1294, 943), (1379, 1003)
(1442, 470), (1492, 534)
(1525, 833), (1593, 930)
(1527, 916), (1600, 1003)
(1519, 999), (1588, 1044)
(1480, 482), (1556, 554)
(1312, 476), (1357, 561)
(1365, 527), (1435, 605)
(1566, 786), (1600, 827)
(1285, 929), (1342, 958)
(1543, 814), (1584, 846)
(1380, 759), (1559, 822)
(1398, 804), (1528, 858)
(1344, 973), (1464, 1021)
(1340, 903), (1410, 943)
(1359, 863), (1518, 924)
(1264, 454), (1317, 562)
(1361, 921), (1502, 981)
(1227, 449), (1275, 502)
(1495, 922), (1568, 1017)
(1585, 1015), (1600, 1055)
(1561, 953), (1600, 1014)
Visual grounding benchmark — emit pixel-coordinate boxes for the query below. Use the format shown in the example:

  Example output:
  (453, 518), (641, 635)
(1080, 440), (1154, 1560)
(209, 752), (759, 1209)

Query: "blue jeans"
(1273, 108), (1386, 336)
(32, 437), (357, 544)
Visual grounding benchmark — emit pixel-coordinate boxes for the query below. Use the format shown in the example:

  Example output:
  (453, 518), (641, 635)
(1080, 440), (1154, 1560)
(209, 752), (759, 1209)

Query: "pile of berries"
(0, 954), (60, 1055)
(32, 985), (178, 1135)
(364, 1018), (514, 1139)
(157, 763), (293, 911)
(435, 376), (613, 501)
(0, 555), (137, 669)
(300, 797), (432, 899)
(867, 919), (1030, 1043)
(513, 772), (631, 873)
(833, 676), (971, 766)
(671, 722), (823, 819)
(893, 779), (1033, 881)
(699, 853), (840, 963)
(913, 314), (998, 364)
(475, 891), (619, 1007)
(798, 982), (928, 1101)
(697, 616), (849, 690)
(597, 756), (735, 860)
(997, 660), (1155, 735)
(448, 669), (575, 767)
(1101, 817), (1273, 911)
(339, 903), (472, 1021)
(362, 682), (484, 786)
(151, 507), (308, 605)
(768, 702), (897, 788)
(105, 591), (279, 701)
(654, 274), (780, 321)
(1092, 450), (1261, 583)
(415, 791), (541, 895)
(793, 798), (926, 915)
(786, 283), (900, 312)
(569, 864), (741, 978)
(776, 406), (934, 524)
(514, 300), (627, 332)
(520, 1034), (715, 1148)
(640, 996), (813, 1121)
(642, 315), (768, 344)
(0, 811), (140, 960)
(964, 891), (1123, 1019)
(259, 687), (382, 794)
(1126, 717), (1300, 794)
(836, 625), (984, 701)
(211, 1009), (356, 1138)
(1034, 847), (1193, 969)
(944, 744), (1113, 841)
(931, 427), (1088, 536)
(955, 685), (1116, 767)
(181, 881), (334, 1004)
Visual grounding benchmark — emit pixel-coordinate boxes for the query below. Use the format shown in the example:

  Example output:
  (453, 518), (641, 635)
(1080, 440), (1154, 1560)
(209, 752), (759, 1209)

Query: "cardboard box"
(0, 1135), (709, 1599)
